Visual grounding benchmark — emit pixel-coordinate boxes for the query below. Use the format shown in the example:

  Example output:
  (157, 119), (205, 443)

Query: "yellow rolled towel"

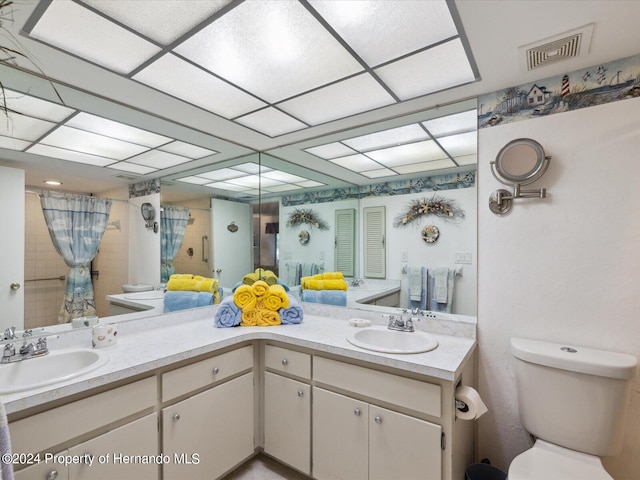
(167, 277), (219, 293)
(170, 274), (194, 280)
(242, 272), (258, 285)
(255, 268), (278, 286)
(252, 280), (270, 298)
(234, 284), (257, 311)
(257, 308), (281, 326)
(303, 279), (348, 291)
(263, 284), (290, 311)
(241, 308), (259, 327)
(214, 290), (221, 305)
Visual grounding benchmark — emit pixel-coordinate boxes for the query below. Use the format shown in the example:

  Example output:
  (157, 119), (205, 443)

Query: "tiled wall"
(24, 192), (67, 328)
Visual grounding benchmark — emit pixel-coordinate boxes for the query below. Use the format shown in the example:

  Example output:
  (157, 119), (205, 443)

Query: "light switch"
(401, 251), (408, 262)
(455, 252), (472, 264)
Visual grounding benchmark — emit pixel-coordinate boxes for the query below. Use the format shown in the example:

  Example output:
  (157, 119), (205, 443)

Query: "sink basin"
(124, 291), (164, 300)
(347, 326), (438, 354)
(0, 348), (110, 394)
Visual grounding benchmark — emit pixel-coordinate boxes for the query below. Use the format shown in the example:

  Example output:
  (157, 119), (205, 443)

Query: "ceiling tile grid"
(25, 0), (478, 138)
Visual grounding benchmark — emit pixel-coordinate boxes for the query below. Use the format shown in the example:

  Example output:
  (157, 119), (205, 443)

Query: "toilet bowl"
(508, 440), (612, 479)
(122, 283), (154, 293)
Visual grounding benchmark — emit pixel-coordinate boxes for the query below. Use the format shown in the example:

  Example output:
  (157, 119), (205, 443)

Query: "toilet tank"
(511, 337), (638, 456)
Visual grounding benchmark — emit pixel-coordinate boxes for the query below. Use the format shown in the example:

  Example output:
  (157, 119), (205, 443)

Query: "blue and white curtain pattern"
(160, 205), (190, 283)
(39, 192), (112, 323)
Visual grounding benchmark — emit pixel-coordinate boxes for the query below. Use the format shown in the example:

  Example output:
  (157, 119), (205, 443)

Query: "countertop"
(2, 304), (476, 416)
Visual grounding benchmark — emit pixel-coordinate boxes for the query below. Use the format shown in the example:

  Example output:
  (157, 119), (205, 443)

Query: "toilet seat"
(508, 440), (613, 480)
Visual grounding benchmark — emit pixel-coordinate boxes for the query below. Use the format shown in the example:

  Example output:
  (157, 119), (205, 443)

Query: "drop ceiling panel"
(309, 0), (458, 66)
(278, 73), (395, 125)
(394, 159), (456, 175)
(126, 150), (192, 169)
(133, 53), (266, 119)
(66, 112), (172, 147)
(366, 140), (448, 166)
(330, 154), (382, 171)
(4, 89), (75, 122)
(0, 135), (34, 151)
(0, 115), (56, 141)
(375, 39), (476, 100)
(29, 0), (161, 74)
(304, 142), (355, 160)
(342, 124), (429, 152)
(437, 131), (477, 156)
(174, 0), (363, 103)
(422, 110), (478, 136)
(83, 0), (231, 46)
(158, 141), (217, 159)
(27, 144), (116, 167)
(40, 126), (150, 160)
(361, 168), (397, 179)
(108, 162), (156, 174)
(235, 108), (307, 137)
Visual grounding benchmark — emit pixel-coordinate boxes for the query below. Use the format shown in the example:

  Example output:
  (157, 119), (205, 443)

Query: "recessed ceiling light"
(44, 180), (62, 186)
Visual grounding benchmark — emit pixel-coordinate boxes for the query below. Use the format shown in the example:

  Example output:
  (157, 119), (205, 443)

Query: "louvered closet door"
(335, 208), (355, 277)
(363, 206), (386, 278)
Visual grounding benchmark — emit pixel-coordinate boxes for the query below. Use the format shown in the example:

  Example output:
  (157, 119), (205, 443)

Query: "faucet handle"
(3, 326), (16, 340)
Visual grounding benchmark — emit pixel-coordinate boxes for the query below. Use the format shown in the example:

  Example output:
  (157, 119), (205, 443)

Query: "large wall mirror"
(0, 64), (477, 334)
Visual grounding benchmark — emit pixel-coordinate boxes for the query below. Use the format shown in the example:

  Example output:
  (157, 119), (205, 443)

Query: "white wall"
(128, 193), (161, 286)
(360, 186), (477, 315)
(280, 199), (359, 275)
(477, 97), (640, 478)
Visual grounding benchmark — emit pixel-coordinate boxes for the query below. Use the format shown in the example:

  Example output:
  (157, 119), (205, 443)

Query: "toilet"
(508, 337), (638, 479)
(122, 283), (154, 293)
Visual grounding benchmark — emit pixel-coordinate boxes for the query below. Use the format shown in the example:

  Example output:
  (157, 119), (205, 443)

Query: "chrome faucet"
(387, 315), (415, 332)
(1, 329), (49, 364)
(350, 278), (364, 287)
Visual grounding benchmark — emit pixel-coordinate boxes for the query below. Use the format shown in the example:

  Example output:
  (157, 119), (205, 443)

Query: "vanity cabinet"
(263, 345), (311, 475)
(312, 356), (443, 480)
(161, 345), (254, 480)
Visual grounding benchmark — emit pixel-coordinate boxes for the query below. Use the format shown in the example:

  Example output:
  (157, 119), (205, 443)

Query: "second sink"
(347, 326), (438, 354)
(0, 348), (110, 394)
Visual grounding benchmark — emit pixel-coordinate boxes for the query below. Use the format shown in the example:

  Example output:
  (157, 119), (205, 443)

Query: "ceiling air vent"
(519, 24), (594, 72)
(113, 174), (141, 181)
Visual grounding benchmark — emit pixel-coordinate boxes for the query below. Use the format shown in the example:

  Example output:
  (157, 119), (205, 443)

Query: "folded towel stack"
(301, 272), (347, 291)
(242, 268), (278, 286)
(166, 274), (220, 304)
(164, 291), (214, 313)
(280, 294), (304, 324)
(216, 279), (300, 328)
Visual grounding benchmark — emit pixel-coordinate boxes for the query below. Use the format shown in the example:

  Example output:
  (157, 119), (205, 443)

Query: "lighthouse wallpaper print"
(478, 52), (640, 128)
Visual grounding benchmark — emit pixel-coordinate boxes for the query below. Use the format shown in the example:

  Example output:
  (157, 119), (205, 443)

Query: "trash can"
(465, 463), (507, 480)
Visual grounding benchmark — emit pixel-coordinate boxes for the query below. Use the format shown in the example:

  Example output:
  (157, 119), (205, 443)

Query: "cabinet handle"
(46, 471), (58, 480)
(212, 367), (219, 374)
(282, 359), (288, 366)
(354, 408), (361, 416)
(374, 416), (382, 424)
(172, 413), (181, 422)
(297, 390), (304, 398)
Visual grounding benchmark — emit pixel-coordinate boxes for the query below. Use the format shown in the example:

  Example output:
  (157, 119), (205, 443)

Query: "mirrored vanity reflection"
(2, 65), (478, 335)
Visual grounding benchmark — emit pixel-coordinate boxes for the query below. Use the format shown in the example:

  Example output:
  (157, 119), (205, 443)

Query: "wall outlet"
(401, 251), (408, 262)
(319, 251), (325, 261)
(455, 252), (472, 264)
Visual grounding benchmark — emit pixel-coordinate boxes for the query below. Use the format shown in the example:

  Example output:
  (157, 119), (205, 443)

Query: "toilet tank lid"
(511, 338), (638, 380)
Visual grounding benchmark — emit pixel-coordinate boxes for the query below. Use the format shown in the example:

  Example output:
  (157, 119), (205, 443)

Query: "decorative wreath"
(393, 194), (465, 227)
(421, 225), (440, 243)
(286, 208), (329, 230)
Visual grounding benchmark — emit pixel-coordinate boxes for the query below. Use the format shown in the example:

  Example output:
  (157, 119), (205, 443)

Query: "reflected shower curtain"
(160, 205), (190, 283)
(39, 192), (112, 323)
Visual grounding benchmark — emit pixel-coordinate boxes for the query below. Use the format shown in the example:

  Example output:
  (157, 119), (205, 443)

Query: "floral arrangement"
(392, 194), (465, 227)
(286, 208), (329, 230)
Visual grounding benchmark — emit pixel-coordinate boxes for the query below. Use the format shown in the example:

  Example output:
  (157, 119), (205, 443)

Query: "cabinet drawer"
(314, 356), (441, 417)
(264, 345), (311, 380)
(162, 345), (253, 401)
(10, 376), (156, 456)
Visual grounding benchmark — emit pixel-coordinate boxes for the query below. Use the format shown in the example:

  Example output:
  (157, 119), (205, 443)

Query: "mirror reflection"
(3, 73), (478, 334)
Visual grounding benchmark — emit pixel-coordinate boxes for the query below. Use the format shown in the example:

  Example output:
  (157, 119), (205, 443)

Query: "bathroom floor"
(223, 455), (310, 480)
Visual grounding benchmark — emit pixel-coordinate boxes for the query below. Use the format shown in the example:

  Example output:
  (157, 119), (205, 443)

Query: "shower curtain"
(160, 205), (190, 283)
(40, 191), (112, 323)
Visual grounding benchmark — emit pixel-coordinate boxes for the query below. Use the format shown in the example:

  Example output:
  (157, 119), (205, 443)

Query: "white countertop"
(2, 304), (476, 416)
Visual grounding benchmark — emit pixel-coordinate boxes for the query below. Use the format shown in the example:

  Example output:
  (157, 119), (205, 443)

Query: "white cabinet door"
(369, 405), (442, 480)
(0, 165), (24, 331)
(263, 372), (310, 475)
(312, 387), (368, 480)
(69, 413), (158, 480)
(163, 373), (254, 480)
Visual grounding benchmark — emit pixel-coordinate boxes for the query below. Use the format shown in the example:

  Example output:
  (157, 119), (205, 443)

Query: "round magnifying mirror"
(492, 138), (549, 186)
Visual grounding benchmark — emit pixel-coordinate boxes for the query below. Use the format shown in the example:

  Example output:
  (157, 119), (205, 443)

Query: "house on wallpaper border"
(527, 84), (552, 106)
